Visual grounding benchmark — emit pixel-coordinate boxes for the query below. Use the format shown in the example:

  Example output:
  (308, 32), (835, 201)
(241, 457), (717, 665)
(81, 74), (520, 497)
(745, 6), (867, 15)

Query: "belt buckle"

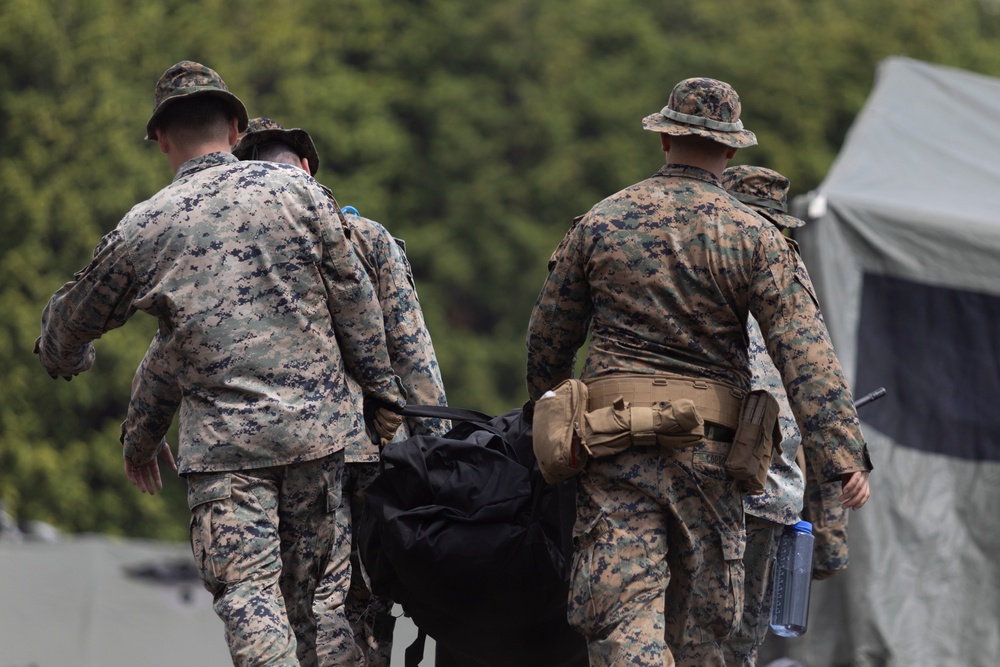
(704, 423), (735, 443)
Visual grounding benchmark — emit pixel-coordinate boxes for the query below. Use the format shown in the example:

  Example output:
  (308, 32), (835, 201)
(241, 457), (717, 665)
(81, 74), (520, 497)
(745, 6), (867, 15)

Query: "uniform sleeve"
(376, 233), (450, 436)
(750, 230), (873, 482)
(36, 229), (139, 377)
(121, 332), (181, 466)
(316, 198), (405, 409)
(525, 218), (593, 402)
(801, 454), (850, 577)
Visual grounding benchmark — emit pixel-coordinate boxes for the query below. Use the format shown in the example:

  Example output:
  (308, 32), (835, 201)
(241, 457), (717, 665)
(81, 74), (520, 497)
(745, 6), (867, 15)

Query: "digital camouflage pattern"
(145, 60), (249, 140)
(569, 443), (745, 667)
(801, 458), (850, 579)
(526, 160), (871, 664)
(722, 164), (852, 663)
(726, 515), (780, 667)
(120, 200), (449, 466)
(722, 316), (805, 665)
(743, 314), (805, 525)
(343, 462), (394, 667)
(120, 331), (176, 466)
(39, 64), (401, 667)
(115, 133), (446, 664)
(37, 151), (405, 474)
(641, 77), (757, 148)
(526, 163), (870, 483)
(722, 165), (804, 229)
(237, 116), (449, 444)
(233, 117), (321, 177)
(188, 450), (357, 667)
(337, 205), (450, 450)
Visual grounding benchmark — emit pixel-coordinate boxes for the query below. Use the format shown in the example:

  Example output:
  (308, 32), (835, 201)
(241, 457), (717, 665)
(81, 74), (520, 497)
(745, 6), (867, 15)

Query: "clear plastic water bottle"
(769, 519), (815, 637)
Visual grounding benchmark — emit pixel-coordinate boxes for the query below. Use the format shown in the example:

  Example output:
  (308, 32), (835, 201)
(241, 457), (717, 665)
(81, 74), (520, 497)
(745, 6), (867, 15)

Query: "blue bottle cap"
(792, 520), (813, 534)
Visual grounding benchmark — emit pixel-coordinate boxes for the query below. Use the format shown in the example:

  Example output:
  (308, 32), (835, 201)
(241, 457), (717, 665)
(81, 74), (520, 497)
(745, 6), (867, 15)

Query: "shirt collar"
(655, 163), (723, 188)
(173, 152), (239, 182)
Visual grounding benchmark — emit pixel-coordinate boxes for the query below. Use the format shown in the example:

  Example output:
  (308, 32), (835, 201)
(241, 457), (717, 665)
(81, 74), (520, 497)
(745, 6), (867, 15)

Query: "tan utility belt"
(587, 373), (746, 429)
(532, 374), (781, 490)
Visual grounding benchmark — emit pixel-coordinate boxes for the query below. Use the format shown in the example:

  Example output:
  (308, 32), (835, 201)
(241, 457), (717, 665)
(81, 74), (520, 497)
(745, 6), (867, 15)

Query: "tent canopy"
(783, 56), (1000, 667)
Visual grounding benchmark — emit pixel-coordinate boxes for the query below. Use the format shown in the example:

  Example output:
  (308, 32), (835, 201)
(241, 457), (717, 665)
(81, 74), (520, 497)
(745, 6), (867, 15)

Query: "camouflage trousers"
(343, 461), (395, 667)
(187, 450), (357, 667)
(569, 440), (746, 667)
(722, 514), (781, 666)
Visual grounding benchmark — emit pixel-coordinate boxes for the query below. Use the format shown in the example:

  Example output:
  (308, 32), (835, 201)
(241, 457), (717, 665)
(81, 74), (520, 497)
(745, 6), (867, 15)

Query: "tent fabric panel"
(779, 56), (1000, 667)
(855, 272), (1000, 462)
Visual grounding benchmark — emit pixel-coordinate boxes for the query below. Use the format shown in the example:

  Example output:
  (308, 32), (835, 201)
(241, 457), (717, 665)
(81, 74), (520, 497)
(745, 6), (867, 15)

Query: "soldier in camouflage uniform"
(34, 61), (406, 667)
(525, 78), (872, 667)
(720, 165), (852, 666)
(121, 116), (451, 666)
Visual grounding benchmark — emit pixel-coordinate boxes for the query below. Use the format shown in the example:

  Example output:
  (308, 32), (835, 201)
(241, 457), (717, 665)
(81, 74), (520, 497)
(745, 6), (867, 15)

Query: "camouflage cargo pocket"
(188, 472), (283, 595)
(692, 448), (730, 482)
(567, 513), (663, 638)
(719, 528), (746, 639)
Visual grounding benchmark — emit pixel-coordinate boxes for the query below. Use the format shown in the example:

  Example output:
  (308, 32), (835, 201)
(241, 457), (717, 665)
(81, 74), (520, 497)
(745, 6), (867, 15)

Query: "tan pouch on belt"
(532, 379), (591, 484)
(725, 389), (782, 494)
(583, 398), (704, 456)
(533, 379), (710, 484)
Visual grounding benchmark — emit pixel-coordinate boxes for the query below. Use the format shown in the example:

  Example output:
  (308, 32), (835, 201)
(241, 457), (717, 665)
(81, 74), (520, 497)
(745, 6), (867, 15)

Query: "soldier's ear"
(300, 156), (311, 176)
(227, 117), (240, 147)
(726, 146), (738, 160)
(660, 134), (671, 153)
(156, 129), (170, 155)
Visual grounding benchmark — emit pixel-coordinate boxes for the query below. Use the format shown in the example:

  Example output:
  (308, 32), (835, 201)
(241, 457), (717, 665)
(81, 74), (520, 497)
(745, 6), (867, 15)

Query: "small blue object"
(342, 206), (359, 216)
(792, 520), (813, 534)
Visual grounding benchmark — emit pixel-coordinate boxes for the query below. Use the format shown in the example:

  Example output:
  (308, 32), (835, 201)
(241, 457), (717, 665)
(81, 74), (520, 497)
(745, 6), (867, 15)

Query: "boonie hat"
(145, 60), (249, 141)
(722, 165), (804, 229)
(642, 77), (757, 149)
(232, 117), (321, 176)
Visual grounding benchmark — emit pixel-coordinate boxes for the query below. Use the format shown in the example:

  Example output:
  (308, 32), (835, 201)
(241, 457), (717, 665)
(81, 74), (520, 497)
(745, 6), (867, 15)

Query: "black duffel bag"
(357, 406), (587, 667)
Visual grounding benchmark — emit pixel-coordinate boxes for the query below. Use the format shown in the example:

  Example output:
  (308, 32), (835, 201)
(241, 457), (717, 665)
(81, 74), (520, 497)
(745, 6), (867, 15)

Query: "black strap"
(398, 404), (493, 423)
(404, 628), (427, 667)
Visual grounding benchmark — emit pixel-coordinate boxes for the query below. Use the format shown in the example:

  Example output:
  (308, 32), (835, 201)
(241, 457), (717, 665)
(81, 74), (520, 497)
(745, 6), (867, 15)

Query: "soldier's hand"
(33, 337), (75, 381)
(373, 406), (405, 444)
(839, 470), (870, 510)
(124, 441), (177, 495)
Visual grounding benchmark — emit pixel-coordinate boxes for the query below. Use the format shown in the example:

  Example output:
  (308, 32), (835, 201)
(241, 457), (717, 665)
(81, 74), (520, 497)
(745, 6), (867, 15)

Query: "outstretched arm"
(36, 229), (138, 378)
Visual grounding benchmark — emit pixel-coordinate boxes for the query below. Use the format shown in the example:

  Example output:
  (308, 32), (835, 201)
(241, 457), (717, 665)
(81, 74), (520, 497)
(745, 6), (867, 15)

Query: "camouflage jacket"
(37, 152), (404, 474)
(526, 163), (871, 482)
(339, 208), (450, 450)
(121, 199), (449, 466)
(744, 314), (805, 524)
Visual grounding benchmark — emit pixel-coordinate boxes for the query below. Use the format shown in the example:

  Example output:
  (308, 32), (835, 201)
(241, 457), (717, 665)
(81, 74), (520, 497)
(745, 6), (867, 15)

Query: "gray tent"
(770, 56), (1000, 667)
(0, 531), (433, 666)
(0, 534), (231, 667)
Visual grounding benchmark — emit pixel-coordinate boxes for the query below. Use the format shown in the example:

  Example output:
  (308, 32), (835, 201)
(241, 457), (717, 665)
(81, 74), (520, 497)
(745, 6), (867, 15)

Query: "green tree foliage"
(3, 0), (1000, 538)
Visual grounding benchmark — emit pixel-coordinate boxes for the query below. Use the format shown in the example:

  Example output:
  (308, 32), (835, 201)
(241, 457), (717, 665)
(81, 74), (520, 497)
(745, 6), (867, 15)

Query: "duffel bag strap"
(397, 404), (493, 423)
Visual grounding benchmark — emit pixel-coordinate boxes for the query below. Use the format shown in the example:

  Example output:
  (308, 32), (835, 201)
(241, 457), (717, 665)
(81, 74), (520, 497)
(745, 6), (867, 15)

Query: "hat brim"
(144, 89), (250, 141)
(232, 128), (320, 176)
(753, 207), (805, 230)
(642, 112), (757, 149)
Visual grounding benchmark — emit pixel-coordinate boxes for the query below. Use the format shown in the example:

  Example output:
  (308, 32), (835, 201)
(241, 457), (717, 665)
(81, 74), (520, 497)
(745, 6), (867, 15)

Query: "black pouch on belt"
(724, 389), (782, 494)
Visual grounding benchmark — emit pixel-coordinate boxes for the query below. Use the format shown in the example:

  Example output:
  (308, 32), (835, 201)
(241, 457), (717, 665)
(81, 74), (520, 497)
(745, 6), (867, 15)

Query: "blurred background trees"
(3, 0), (1000, 539)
